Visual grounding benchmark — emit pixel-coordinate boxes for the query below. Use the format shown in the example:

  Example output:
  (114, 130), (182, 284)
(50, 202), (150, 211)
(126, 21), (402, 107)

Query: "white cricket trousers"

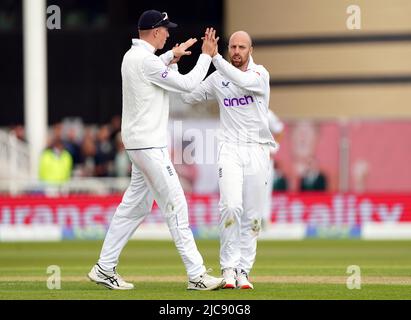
(98, 148), (206, 279)
(218, 143), (270, 274)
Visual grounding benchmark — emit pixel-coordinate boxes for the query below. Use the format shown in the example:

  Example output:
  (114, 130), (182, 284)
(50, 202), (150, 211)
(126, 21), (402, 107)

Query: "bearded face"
(228, 36), (252, 70)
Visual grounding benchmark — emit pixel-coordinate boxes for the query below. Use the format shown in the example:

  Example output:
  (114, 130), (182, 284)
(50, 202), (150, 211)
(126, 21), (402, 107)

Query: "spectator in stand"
(39, 137), (73, 184)
(272, 160), (288, 192)
(64, 126), (82, 169)
(94, 125), (115, 177)
(10, 124), (26, 142)
(51, 122), (64, 141)
(299, 156), (328, 192)
(79, 127), (97, 177)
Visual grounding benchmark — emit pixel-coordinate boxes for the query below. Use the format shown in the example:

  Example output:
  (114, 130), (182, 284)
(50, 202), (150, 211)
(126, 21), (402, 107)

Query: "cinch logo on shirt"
(223, 95), (254, 107)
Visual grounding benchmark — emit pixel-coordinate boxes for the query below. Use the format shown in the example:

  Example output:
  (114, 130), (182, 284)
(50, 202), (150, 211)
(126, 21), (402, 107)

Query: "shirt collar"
(132, 38), (156, 53)
(245, 56), (256, 71)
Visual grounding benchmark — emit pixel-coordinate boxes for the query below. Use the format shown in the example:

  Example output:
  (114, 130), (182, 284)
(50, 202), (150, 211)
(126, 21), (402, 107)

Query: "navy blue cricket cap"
(138, 10), (178, 30)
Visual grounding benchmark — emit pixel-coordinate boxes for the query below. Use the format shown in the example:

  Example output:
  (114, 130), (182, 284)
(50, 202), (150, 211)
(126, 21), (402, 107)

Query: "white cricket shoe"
(222, 268), (237, 289)
(187, 269), (225, 291)
(236, 269), (254, 289)
(88, 264), (134, 290)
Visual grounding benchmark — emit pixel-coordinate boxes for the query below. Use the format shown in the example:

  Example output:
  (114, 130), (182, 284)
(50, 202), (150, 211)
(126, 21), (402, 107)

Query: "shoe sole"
(87, 272), (134, 290)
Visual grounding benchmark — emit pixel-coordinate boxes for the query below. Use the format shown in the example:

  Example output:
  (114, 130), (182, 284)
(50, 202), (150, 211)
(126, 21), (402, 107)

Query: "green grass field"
(0, 240), (410, 300)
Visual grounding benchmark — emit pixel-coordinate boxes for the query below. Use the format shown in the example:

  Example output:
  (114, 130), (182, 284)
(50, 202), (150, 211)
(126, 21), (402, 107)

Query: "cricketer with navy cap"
(88, 10), (225, 291)
(137, 10), (178, 30)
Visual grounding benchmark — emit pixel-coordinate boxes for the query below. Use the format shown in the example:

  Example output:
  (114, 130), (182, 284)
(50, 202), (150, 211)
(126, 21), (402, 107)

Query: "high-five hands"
(170, 38), (198, 64)
(169, 28), (219, 65)
(202, 28), (219, 57)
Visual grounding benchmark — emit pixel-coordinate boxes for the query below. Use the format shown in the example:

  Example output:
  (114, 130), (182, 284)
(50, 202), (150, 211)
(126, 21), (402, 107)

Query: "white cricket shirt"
(182, 54), (276, 148)
(121, 39), (212, 149)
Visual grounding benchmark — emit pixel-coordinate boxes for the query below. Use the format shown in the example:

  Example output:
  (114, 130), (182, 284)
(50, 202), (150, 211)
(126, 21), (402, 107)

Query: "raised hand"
(201, 27), (220, 57)
(170, 38), (198, 64)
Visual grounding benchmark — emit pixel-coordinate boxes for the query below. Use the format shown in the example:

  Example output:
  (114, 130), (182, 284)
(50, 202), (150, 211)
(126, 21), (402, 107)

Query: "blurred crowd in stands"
(6, 116), (328, 193)
(9, 116), (131, 184)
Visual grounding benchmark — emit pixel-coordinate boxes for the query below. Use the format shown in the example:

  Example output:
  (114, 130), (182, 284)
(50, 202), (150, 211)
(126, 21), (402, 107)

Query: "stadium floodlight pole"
(23, 0), (48, 180)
